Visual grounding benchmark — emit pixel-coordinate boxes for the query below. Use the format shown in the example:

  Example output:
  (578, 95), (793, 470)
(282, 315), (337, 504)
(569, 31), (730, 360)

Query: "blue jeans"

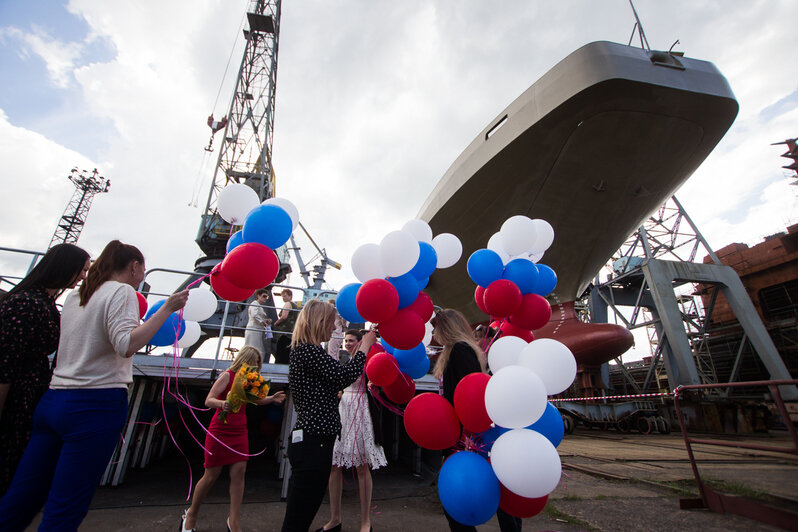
(0, 388), (128, 531)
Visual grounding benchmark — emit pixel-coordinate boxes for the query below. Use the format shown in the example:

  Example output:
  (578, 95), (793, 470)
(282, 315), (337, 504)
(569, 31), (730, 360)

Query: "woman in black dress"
(0, 243), (90, 494)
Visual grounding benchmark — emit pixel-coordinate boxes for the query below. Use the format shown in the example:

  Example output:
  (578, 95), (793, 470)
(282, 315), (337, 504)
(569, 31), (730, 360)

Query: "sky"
(1, 0), (796, 358)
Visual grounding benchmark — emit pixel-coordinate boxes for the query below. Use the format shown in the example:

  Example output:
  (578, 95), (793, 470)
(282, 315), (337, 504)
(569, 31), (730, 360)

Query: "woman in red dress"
(181, 346), (285, 532)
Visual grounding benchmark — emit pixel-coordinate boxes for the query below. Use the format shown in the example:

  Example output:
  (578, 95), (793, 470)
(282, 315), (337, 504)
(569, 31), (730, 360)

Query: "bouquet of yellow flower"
(218, 365), (270, 423)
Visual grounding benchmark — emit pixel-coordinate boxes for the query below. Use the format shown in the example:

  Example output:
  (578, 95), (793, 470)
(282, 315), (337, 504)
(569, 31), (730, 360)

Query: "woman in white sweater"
(0, 240), (188, 531)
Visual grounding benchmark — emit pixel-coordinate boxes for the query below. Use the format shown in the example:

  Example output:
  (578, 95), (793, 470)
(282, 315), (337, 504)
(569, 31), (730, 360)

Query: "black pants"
(274, 334), (291, 365)
(281, 434), (336, 532)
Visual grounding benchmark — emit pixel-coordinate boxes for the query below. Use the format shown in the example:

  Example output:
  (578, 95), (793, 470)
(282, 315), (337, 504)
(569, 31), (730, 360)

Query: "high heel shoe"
(227, 517), (232, 532)
(179, 509), (195, 532)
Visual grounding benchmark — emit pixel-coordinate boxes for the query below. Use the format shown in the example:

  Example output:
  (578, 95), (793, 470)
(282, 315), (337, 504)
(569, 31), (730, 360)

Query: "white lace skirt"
(332, 392), (387, 469)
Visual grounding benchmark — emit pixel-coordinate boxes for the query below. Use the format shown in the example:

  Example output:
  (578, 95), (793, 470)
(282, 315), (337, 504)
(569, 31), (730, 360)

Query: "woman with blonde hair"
(182, 345), (285, 532)
(281, 300), (376, 532)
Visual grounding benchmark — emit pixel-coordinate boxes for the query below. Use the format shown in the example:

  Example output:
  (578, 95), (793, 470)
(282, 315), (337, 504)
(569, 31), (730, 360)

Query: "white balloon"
(423, 321), (433, 345)
(488, 232), (511, 264)
(484, 365), (547, 429)
(402, 219), (433, 244)
(217, 184), (260, 225)
(529, 219), (554, 253)
(487, 336), (528, 373)
(351, 243), (385, 282)
(183, 288), (218, 322)
(499, 215), (537, 256)
(263, 197), (300, 230)
(379, 230), (420, 277)
(519, 339), (577, 395)
(177, 320), (202, 348)
(431, 233), (462, 269)
(527, 250), (544, 263)
(490, 429), (562, 498)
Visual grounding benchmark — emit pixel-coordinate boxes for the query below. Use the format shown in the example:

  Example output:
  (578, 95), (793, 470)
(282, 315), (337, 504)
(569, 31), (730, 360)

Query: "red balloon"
(367, 342), (385, 360)
(453, 373), (492, 433)
(474, 286), (489, 315)
(210, 268), (254, 302)
(498, 320), (535, 342)
(499, 484), (548, 518)
(378, 308), (425, 350)
(404, 393), (461, 450)
(356, 279), (399, 323)
(135, 292), (148, 319)
(509, 293), (552, 331)
(221, 242), (279, 290)
(406, 291), (434, 322)
(483, 279), (522, 318)
(366, 352), (400, 387)
(383, 372), (415, 404)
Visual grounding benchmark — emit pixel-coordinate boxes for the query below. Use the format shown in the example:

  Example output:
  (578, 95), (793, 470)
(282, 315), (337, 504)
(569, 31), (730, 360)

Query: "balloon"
(177, 320), (202, 348)
(335, 283), (365, 323)
(387, 273), (420, 309)
(183, 288), (218, 322)
(380, 230), (420, 277)
(528, 249), (544, 263)
(378, 308), (425, 350)
(467, 249), (504, 288)
(527, 403), (565, 447)
(226, 230), (245, 254)
(383, 372), (415, 404)
(393, 343), (427, 375)
(487, 336), (528, 373)
(221, 242), (279, 290)
(135, 292), (148, 319)
(355, 279), (399, 323)
(501, 259), (539, 295)
(210, 267), (254, 302)
(432, 233), (462, 268)
(366, 342), (385, 359)
(499, 215), (537, 256)
(482, 279), (522, 318)
(529, 219), (554, 253)
(416, 276), (429, 291)
(533, 264), (558, 296)
(453, 373), (492, 433)
(423, 321), (433, 346)
(519, 339), (577, 395)
(409, 242), (438, 280)
(144, 300), (186, 347)
(402, 219), (433, 243)
(351, 243), (385, 282)
(499, 485), (548, 518)
(404, 393), (461, 450)
(474, 285), (489, 315)
(474, 425), (510, 457)
(217, 183), (259, 225)
(242, 204), (293, 250)
(498, 320), (535, 342)
(438, 452), (500, 526)
(406, 291), (433, 322)
(366, 352), (400, 387)
(490, 429), (562, 498)
(508, 293), (551, 331)
(262, 197), (299, 230)
(487, 232), (509, 262)
(405, 352), (430, 379)
(380, 338), (396, 354)
(484, 365), (547, 429)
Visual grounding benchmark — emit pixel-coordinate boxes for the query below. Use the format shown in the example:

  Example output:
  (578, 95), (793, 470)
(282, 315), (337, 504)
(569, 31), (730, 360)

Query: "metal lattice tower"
(197, 0), (282, 258)
(49, 167), (110, 248)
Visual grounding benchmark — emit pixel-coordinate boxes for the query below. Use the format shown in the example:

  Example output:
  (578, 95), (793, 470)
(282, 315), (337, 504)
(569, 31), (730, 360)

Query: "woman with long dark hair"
(281, 300), (376, 532)
(0, 243), (90, 494)
(0, 240), (189, 531)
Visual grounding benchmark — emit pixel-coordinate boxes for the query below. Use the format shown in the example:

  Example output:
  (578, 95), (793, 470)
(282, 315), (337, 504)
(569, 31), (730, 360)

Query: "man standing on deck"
(272, 288), (298, 364)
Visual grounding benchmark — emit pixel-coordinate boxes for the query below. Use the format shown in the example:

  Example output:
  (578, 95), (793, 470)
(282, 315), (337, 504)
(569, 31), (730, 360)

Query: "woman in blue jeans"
(0, 240), (188, 531)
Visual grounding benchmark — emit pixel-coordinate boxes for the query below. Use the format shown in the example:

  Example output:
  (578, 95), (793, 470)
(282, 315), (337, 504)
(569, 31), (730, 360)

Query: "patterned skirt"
(332, 391), (387, 469)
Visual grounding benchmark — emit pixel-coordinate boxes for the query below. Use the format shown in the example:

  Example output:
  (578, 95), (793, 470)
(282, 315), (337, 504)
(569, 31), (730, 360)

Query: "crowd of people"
(0, 239), (516, 531)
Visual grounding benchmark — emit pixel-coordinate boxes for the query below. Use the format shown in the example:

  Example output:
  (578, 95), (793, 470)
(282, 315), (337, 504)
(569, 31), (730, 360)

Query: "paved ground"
(24, 429), (798, 531)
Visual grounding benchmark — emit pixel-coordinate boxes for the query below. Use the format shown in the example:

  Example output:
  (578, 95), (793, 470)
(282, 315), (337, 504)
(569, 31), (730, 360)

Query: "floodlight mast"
(196, 0), (282, 259)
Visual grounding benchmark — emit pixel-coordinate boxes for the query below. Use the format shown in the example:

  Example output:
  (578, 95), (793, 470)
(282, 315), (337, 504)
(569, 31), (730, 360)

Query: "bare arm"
(126, 290), (189, 356)
(254, 390), (286, 406)
(0, 383), (9, 421)
(204, 371), (232, 411)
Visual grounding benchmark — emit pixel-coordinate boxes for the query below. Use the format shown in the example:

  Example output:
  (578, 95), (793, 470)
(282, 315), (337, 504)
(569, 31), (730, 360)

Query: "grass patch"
(703, 479), (777, 503)
(563, 493), (582, 500)
(544, 503), (599, 530)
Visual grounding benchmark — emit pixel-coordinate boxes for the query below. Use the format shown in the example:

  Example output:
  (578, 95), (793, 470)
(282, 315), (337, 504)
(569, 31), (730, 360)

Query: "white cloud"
(0, 26), (83, 88)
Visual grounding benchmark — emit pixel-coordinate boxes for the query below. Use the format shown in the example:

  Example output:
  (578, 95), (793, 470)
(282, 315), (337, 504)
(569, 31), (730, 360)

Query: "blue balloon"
(406, 352), (430, 379)
(242, 204), (293, 249)
(387, 273), (420, 309)
(501, 259), (539, 294)
(393, 343), (426, 374)
(336, 283), (364, 323)
(416, 276), (429, 291)
(438, 451), (500, 526)
(533, 264), (558, 296)
(474, 425), (510, 457)
(526, 402), (565, 447)
(467, 249), (504, 288)
(226, 230), (244, 254)
(380, 339), (395, 354)
(144, 299), (186, 347)
(409, 242), (438, 280)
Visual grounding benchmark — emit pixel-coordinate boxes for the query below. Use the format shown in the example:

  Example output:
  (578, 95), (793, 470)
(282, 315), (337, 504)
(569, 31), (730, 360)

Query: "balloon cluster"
(335, 220), (463, 403)
(467, 216), (558, 340)
(141, 288), (218, 347)
(210, 184), (299, 302)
